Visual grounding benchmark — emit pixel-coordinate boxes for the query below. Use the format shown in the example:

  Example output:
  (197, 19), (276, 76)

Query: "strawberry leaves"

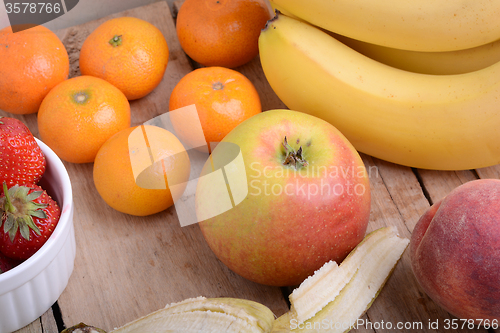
(0, 182), (60, 260)
(2, 182), (48, 242)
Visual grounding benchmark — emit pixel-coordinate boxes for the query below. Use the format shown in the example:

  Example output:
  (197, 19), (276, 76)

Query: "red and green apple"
(195, 109), (371, 286)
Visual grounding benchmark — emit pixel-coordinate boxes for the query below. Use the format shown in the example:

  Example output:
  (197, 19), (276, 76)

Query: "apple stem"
(282, 136), (308, 169)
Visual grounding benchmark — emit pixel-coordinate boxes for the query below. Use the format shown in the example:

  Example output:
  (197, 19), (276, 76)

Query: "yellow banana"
(271, 0), (500, 52)
(258, 13), (500, 170)
(333, 33), (500, 75)
(268, 0), (298, 20)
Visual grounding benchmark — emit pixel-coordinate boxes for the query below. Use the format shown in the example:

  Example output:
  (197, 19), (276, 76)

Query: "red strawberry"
(0, 182), (60, 260)
(0, 251), (21, 274)
(0, 117), (46, 187)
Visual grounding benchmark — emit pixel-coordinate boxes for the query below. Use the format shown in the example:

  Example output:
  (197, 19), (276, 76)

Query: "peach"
(410, 179), (500, 323)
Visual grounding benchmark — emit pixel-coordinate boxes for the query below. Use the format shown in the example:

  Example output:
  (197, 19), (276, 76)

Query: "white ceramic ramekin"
(0, 139), (75, 333)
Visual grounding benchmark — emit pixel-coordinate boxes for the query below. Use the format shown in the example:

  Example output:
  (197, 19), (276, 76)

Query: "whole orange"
(37, 75), (131, 164)
(0, 25), (69, 114)
(79, 17), (169, 100)
(176, 0), (272, 68)
(93, 125), (191, 216)
(169, 66), (262, 151)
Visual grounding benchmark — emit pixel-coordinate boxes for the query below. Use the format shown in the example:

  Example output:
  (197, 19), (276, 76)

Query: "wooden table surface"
(4, 1), (499, 332)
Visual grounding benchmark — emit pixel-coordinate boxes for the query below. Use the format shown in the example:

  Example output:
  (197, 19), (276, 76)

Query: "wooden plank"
(14, 307), (58, 333)
(349, 155), (415, 333)
(477, 164), (500, 180)
(172, 0), (183, 18)
(40, 308), (59, 333)
(417, 169), (478, 204)
(352, 157), (488, 333)
(47, 1), (289, 331)
(3, 0), (499, 331)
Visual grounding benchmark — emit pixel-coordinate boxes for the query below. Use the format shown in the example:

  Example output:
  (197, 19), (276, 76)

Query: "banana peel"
(289, 225), (397, 324)
(109, 296), (275, 333)
(61, 323), (107, 333)
(62, 227), (408, 333)
(274, 226), (409, 332)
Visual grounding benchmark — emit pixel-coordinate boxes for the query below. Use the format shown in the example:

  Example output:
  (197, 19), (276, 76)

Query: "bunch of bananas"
(259, 1), (500, 170)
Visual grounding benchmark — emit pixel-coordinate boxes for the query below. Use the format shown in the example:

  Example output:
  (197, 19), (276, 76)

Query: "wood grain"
(14, 307), (58, 333)
(354, 157), (486, 333)
(5, 1), (500, 332)
(52, 2), (289, 331)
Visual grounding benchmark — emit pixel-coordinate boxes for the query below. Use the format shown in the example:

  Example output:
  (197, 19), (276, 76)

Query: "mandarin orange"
(37, 75), (131, 164)
(176, 0), (272, 68)
(169, 66), (262, 152)
(0, 25), (69, 114)
(79, 17), (169, 100)
(93, 125), (191, 216)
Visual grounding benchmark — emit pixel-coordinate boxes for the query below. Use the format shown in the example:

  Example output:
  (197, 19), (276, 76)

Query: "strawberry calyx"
(1, 182), (48, 242)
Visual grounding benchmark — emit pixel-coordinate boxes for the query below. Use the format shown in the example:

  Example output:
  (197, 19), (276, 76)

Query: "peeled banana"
(273, 226), (409, 332)
(258, 13), (500, 170)
(289, 260), (343, 325)
(333, 33), (500, 75)
(110, 297), (275, 333)
(289, 225), (400, 325)
(270, 0), (500, 52)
